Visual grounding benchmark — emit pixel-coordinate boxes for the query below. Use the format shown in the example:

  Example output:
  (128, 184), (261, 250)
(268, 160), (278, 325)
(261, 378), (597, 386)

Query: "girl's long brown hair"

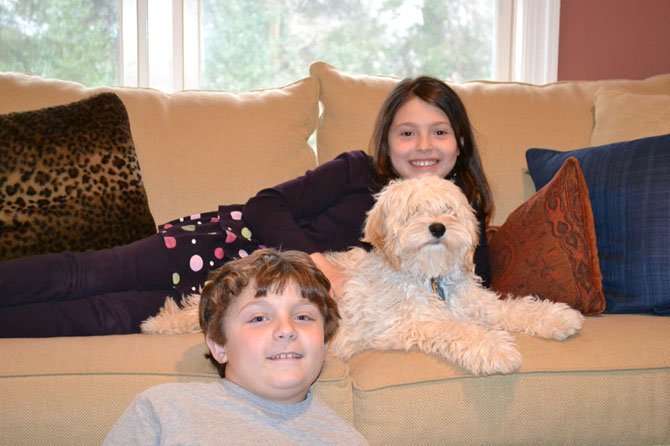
(369, 76), (493, 224)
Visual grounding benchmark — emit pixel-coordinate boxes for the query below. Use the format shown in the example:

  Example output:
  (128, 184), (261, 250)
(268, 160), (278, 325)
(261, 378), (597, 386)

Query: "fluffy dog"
(326, 175), (584, 376)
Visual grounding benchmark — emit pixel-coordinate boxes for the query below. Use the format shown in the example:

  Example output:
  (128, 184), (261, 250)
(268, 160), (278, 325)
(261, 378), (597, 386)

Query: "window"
(0, 0), (121, 87)
(0, 0), (559, 92)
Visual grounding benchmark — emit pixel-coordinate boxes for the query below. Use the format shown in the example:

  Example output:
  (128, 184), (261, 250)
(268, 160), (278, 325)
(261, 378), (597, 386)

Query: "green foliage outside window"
(201, 0), (494, 91)
(0, 0), (493, 91)
(0, 0), (120, 87)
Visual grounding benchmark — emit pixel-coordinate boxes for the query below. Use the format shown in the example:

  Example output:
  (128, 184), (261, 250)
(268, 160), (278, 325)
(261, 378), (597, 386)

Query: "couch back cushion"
(0, 73), (320, 226)
(311, 62), (670, 224)
(590, 88), (670, 146)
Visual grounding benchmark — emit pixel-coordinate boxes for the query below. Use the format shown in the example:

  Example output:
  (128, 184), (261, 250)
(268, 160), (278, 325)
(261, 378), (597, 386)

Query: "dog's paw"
(536, 304), (585, 340)
(459, 329), (522, 376)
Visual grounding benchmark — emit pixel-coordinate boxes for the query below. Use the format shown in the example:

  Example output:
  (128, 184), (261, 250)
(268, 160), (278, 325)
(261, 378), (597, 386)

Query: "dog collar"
(431, 277), (446, 301)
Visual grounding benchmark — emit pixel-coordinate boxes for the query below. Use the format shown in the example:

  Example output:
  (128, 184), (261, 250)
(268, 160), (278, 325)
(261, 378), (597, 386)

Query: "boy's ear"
(206, 336), (228, 364)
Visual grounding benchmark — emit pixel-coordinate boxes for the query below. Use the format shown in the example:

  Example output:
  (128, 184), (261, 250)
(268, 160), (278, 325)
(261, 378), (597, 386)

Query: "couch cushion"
(527, 134), (670, 315)
(0, 333), (352, 445)
(0, 93), (156, 261)
(488, 157), (604, 315)
(590, 88), (670, 146)
(0, 73), (320, 226)
(310, 62), (670, 224)
(345, 315), (670, 445)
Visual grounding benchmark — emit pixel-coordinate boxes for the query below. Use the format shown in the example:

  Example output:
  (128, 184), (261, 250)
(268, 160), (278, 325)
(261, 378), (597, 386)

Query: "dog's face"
(363, 175), (479, 279)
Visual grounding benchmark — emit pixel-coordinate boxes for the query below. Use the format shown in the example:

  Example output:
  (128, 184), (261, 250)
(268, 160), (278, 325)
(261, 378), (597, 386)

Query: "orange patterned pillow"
(488, 157), (605, 315)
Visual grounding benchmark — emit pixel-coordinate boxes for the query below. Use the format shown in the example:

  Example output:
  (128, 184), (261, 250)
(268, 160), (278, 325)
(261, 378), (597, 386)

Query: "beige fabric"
(1, 375), (215, 446)
(310, 62), (398, 165)
(590, 88), (670, 146)
(346, 315), (670, 445)
(0, 333), (211, 375)
(0, 73), (320, 226)
(351, 370), (670, 445)
(0, 333), (352, 446)
(346, 314), (670, 390)
(311, 61), (670, 224)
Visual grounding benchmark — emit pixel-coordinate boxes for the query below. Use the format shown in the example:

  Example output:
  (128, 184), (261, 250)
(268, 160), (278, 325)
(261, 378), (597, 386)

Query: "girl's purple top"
(243, 150), (378, 254)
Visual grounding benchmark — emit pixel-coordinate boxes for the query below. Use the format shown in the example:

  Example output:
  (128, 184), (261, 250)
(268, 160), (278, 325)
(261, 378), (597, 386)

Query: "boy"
(103, 248), (368, 445)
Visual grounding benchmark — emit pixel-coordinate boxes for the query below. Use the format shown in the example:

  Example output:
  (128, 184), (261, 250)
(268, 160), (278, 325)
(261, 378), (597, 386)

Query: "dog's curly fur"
(326, 175), (584, 376)
(141, 294), (201, 335)
(142, 175), (583, 376)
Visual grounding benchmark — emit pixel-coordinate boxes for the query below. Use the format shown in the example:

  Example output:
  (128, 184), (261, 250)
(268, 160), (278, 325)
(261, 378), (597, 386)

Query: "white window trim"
(172, 0), (184, 91)
(124, 0), (560, 92)
(183, 0), (200, 89)
(495, 0), (561, 84)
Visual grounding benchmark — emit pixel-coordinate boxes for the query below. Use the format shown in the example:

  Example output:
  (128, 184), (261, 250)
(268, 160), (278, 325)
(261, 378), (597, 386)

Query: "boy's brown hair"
(199, 248), (340, 377)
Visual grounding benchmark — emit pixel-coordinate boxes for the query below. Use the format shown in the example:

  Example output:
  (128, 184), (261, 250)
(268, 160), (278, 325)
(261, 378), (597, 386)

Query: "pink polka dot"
(238, 249), (249, 258)
(164, 236), (177, 249)
(230, 211), (243, 221)
(163, 223), (173, 230)
(210, 217), (220, 223)
(190, 255), (204, 272)
(214, 247), (224, 259)
(190, 213), (201, 220)
(225, 231), (237, 243)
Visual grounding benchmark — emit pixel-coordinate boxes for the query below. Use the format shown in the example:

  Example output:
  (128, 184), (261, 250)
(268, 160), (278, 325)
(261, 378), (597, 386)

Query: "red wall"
(558, 0), (670, 80)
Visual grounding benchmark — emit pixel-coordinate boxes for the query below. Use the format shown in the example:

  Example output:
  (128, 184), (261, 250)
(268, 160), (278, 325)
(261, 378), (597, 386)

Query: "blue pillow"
(526, 134), (670, 315)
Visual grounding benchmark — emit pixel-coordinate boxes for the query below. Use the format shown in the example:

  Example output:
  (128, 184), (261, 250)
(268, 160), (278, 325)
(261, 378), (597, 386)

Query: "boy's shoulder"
(139, 380), (222, 402)
(306, 394), (369, 444)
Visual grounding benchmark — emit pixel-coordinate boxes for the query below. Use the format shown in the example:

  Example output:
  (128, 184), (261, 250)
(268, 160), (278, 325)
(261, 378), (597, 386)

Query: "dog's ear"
(462, 210), (479, 275)
(380, 241), (402, 270)
(463, 247), (476, 275)
(362, 200), (385, 250)
(363, 200), (403, 270)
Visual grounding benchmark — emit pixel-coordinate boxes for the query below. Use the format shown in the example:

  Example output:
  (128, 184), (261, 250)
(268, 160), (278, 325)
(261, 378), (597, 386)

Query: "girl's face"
(387, 96), (459, 179)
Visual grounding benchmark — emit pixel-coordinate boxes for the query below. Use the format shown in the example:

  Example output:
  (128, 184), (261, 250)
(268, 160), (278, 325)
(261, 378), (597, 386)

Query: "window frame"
(121, 0), (560, 92)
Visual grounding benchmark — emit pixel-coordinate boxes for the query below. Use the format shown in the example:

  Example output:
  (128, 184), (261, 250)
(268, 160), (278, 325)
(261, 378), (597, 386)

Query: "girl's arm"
(309, 252), (347, 300)
(243, 150), (374, 254)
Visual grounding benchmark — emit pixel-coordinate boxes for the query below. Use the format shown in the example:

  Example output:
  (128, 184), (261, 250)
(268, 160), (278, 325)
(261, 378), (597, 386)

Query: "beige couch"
(1, 62), (670, 445)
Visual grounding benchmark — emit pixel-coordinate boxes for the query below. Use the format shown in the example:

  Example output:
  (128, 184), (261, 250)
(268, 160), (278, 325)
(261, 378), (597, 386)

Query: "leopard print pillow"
(0, 93), (156, 261)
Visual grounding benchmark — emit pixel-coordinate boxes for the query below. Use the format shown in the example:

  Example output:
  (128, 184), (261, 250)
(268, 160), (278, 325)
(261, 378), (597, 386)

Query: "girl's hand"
(309, 252), (346, 301)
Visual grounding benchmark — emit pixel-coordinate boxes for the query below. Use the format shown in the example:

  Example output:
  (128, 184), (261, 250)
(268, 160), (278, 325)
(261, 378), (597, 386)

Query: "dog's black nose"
(429, 223), (446, 238)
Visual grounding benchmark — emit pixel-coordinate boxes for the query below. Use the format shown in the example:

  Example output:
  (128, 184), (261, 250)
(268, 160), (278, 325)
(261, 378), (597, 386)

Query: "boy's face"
(206, 279), (329, 404)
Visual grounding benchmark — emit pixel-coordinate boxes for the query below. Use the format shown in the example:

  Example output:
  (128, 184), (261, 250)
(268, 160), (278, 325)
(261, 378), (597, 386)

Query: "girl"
(0, 76), (493, 337)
